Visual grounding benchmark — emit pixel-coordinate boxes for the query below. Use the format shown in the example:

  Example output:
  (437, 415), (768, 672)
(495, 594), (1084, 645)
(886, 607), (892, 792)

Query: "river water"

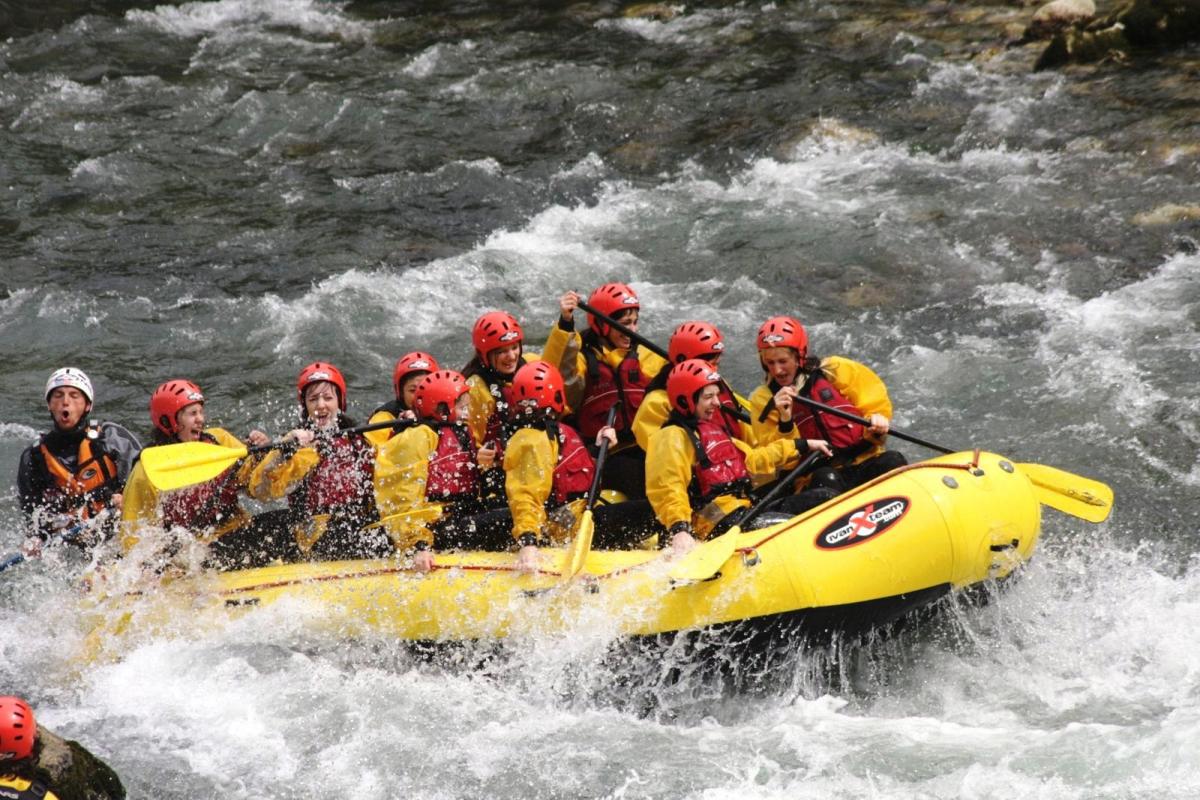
(1, 0), (1199, 797)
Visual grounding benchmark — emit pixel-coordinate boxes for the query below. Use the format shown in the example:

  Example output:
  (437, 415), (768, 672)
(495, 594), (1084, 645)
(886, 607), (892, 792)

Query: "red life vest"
(38, 424), (118, 519)
(426, 423), (480, 502)
(290, 433), (375, 516)
(160, 433), (244, 531)
(578, 347), (649, 438)
(714, 383), (742, 440)
(795, 371), (867, 451)
(684, 419), (752, 504)
(551, 422), (595, 505)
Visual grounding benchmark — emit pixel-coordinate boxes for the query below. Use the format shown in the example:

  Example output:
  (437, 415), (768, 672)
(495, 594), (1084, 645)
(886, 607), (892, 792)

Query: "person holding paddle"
(16, 368), (141, 556)
(546, 285), (669, 500)
(119, 379), (275, 569)
(364, 350), (439, 448)
(750, 315), (906, 492)
(504, 362), (662, 573)
(631, 321), (754, 453)
(373, 369), (509, 572)
(247, 362), (392, 561)
(646, 359), (832, 555)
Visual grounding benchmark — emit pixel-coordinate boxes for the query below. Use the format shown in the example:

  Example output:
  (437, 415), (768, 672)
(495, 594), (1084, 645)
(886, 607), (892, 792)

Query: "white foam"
(128, 0), (372, 43)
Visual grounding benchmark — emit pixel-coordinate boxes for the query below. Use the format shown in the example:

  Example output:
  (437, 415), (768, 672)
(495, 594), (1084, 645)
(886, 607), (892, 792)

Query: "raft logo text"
(816, 497), (910, 550)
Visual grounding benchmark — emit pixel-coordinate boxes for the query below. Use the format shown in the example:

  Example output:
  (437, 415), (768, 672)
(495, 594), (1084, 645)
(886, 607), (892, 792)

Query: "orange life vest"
(38, 424), (118, 518)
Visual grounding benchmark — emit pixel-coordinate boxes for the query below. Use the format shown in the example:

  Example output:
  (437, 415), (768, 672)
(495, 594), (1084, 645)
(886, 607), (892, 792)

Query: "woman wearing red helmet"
(630, 320), (754, 453)
(546, 284), (669, 501)
(248, 361), (392, 561)
(374, 369), (511, 571)
(502, 362), (662, 571)
(120, 379), (273, 569)
(645, 360), (833, 555)
(0, 695), (125, 800)
(750, 315), (906, 492)
(364, 351), (440, 449)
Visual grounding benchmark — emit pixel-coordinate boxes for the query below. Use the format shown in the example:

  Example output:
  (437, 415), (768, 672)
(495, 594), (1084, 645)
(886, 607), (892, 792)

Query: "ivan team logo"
(816, 496), (910, 550)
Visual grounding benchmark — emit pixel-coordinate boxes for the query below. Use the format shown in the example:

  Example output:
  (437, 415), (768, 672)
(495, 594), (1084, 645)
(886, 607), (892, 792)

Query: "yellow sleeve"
(644, 426), (698, 531)
(364, 409), (397, 449)
(372, 425), (442, 550)
(640, 347), (670, 383)
(119, 459), (159, 554)
(504, 427), (555, 540)
(544, 325), (586, 413)
(247, 446), (320, 501)
(632, 389), (672, 452)
(734, 436), (800, 483)
(205, 428), (260, 489)
(823, 356), (893, 419)
(748, 384), (800, 447)
(465, 375), (497, 448)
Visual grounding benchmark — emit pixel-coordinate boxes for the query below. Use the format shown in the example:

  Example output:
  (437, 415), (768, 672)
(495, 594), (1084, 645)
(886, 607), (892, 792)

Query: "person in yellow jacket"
(646, 359), (832, 556)
(364, 351), (439, 449)
(0, 696), (125, 800)
(503, 362), (662, 573)
(373, 369), (509, 572)
(548, 285), (669, 500)
(120, 379), (274, 569)
(749, 315), (906, 492)
(248, 362), (392, 561)
(631, 320), (754, 453)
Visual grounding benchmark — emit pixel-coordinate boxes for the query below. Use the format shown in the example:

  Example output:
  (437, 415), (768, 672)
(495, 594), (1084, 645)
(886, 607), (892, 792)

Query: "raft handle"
(989, 539), (1019, 552)
(741, 548), (760, 568)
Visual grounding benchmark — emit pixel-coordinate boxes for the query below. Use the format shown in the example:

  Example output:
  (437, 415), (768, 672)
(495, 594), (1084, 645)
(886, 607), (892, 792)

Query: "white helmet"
(45, 367), (94, 404)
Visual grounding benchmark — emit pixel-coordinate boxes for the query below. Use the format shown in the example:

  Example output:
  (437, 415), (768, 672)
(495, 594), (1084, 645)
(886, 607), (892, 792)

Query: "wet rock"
(1131, 203), (1200, 225)
(1035, 0), (1200, 69)
(1022, 0), (1097, 41)
(623, 3), (679, 21)
(841, 282), (896, 309)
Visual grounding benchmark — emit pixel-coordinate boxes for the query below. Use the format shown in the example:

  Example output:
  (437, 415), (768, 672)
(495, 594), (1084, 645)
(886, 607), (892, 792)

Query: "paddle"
(669, 450), (826, 584)
(558, 405), (619, 583)
(141, 419), (411, 492)
(0, 521), (90, 575)
(789, 394), (1112, 522)
(573, 295), (752, 425)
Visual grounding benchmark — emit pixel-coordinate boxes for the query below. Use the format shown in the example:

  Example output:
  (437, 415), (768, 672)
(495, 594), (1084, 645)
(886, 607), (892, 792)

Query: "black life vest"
(578, 346), (648, 439)
(37, 423), (118, 519)
(425, 423), (480, 503)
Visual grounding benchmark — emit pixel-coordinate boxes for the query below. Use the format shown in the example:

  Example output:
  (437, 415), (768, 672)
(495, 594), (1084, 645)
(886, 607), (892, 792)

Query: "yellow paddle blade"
(668, 525), (742, 584)
(140, 441), (250, 492)
(1018, 462), (1114, 523)
(559, 509), (595, 583)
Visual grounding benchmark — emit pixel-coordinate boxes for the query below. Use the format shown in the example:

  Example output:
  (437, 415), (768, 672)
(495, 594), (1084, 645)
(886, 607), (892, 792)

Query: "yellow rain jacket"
(0, 775), (61, 800)
(632, 388), (755, 453)
(364, 408), (399, 449)
(748, 356), (893, 461)
(371, 424), (450, 551)
(120, 428), (256, 554)
(645, 424), (799, 538)
(465, 352), (542, 448)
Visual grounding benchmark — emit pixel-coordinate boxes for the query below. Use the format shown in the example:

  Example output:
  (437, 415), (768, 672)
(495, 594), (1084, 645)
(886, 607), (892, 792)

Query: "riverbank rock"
(1035, 0), (1200, 69)
(1021, 0), (1097, 41)
(1132, 203), (1200, 225)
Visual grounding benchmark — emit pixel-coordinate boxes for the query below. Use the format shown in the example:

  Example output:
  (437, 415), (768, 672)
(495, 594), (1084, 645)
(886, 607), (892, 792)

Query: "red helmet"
(472, 311), (524, 362)
(413, 370), (470, 422)
(392, 351), (439, 399)
(667, 359), (723, 416)
(297, 362), (347, 411)
(512, 361), (566, 416)
(150, 379), (205, 436)
(668, 321), (725, 364)
(757, 316), (808, 358)
(0, 696), (36, 762)
(587, 282), (640, 336)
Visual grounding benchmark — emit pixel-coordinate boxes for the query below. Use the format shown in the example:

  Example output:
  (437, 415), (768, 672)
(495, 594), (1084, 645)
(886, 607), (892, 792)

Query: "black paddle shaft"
(585, 404), (620, 510)
(245, 418), (413, 456)
(573, 295), (752, 425)
(736, 450), (825, 531)
(790, 395), (954, 455)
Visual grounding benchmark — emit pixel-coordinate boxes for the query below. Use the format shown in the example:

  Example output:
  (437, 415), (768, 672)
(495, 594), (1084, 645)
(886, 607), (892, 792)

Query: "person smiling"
(248, 362), (392, 561)
(16, 367), (141, 553)
(119, 379), (274, 569)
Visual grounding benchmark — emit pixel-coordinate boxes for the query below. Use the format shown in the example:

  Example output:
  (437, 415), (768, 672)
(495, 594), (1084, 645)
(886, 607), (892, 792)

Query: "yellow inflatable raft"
(79, 449), (1110, 659)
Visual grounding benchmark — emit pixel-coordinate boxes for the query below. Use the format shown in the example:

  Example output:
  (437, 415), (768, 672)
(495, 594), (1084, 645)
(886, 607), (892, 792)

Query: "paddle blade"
(668, 526), (741, 584)
(1018, 462), (1114, 523)
(141, 441), (249, 492)
(559, 509), (595, 583)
